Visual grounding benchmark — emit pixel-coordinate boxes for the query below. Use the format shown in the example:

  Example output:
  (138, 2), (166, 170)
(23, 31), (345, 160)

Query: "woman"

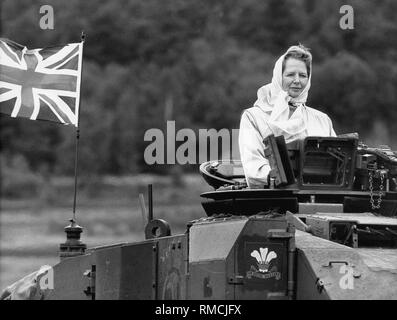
(239, 45), (336, 188)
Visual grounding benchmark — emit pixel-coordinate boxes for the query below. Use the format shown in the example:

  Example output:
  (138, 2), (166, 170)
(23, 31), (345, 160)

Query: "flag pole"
(72, 31), (85, 221)
(59, 31), (87, 261)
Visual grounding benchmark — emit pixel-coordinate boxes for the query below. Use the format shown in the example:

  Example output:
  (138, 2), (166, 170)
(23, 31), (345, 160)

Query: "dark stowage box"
(235, 216), (295, 299)
(188, 215), (295, 300)
(298, 136), (358, 190)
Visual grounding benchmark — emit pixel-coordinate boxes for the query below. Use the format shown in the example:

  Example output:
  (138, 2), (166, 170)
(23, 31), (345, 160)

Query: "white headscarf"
(253, 46), (312, 142)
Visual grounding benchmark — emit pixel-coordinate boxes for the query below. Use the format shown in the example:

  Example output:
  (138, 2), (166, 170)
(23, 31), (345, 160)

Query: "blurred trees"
(0, 0), (396, 176)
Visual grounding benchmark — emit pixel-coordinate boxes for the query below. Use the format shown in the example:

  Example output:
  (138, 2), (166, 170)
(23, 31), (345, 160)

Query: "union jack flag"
(0, 38), (83, 127)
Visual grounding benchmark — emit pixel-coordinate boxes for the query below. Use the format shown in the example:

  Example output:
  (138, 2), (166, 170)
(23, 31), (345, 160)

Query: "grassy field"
(0, 173), (210, 291)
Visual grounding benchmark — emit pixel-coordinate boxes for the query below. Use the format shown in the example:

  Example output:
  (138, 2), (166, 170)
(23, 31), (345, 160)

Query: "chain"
(369, 170), (384, 210)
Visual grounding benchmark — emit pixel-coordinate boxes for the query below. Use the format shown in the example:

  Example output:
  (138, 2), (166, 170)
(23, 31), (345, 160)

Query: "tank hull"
(46, 212), (397, 300)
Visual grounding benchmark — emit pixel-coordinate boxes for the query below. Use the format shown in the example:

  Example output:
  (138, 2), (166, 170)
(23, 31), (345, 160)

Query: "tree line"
(1, 0), (396, 177)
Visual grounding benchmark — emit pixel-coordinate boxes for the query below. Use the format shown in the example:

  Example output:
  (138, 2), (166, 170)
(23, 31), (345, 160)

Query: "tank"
(2, 134), (397, 300)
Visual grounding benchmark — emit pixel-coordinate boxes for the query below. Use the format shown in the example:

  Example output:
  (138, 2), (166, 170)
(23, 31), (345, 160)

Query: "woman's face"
(282, 58), (309, 98)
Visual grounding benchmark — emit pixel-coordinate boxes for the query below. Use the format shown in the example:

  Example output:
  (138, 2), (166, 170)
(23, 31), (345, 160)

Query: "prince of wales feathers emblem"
(250, 247), (277, 273)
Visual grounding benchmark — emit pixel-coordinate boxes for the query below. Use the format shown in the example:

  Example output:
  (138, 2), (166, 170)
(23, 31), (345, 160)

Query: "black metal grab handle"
(322, 261), (349, 268)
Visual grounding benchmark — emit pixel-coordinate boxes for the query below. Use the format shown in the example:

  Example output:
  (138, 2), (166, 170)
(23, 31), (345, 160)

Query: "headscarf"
(253, 46), (312, 142)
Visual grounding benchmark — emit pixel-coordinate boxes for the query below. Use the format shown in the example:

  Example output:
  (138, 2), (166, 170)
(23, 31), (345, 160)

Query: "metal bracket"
(267, 229), (294, 239)
(228, 275), (244, 285)
(315, 278), (325, 293)
(83, 265), (96, 299)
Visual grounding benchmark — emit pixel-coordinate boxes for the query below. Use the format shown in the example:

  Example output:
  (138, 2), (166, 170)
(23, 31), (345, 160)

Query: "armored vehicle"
(3, 134), (397, 300)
